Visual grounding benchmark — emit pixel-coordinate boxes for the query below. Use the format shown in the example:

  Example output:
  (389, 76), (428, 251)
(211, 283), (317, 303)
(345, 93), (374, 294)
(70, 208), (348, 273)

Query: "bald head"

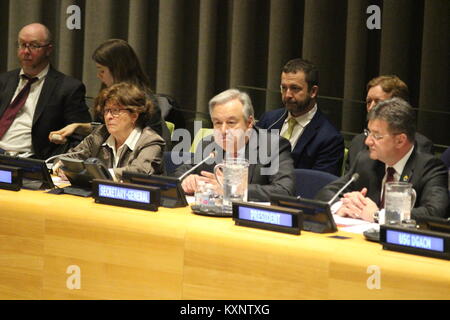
(18, 23), (52, 44)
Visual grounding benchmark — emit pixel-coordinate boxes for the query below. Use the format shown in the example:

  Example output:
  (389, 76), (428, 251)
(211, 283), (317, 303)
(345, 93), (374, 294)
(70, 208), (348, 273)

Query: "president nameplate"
(232, 201), (302, 235)
(92, 179), (160, 211)
(380, 224), (450, 260)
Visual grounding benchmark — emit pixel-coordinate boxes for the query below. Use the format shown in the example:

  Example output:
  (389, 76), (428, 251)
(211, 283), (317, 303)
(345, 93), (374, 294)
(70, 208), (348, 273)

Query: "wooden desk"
(0, 189), (449, 299)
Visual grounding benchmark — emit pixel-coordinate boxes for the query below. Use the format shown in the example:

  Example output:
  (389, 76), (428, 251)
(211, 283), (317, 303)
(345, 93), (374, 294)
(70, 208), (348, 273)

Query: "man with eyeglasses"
(257, 58), (344, 176)
(345, 75), (433, 172)
(0, 23), (91, 159)
(316, 98), (449, 221)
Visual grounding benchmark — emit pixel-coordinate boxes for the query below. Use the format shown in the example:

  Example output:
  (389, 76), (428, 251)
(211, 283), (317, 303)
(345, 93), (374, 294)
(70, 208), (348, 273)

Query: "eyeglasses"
(16, 42), (51, 51)
(364, 129), (387, 140)
(103, 108), (131, 117)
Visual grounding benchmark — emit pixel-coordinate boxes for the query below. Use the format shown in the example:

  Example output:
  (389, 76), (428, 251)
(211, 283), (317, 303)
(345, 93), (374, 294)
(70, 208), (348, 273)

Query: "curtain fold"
(1, 0), (448, 146)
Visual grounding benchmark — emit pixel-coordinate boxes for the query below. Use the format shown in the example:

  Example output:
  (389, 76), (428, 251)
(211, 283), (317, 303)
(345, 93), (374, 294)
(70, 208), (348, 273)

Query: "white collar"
(103, 127), (142, 152)
(20, 64), (50, 81)
(387, 145), (414, 176)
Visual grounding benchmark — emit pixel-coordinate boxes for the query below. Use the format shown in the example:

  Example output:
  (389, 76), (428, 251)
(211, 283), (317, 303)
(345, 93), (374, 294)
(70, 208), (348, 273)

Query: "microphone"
(45, 150), (84, 169)
(327, 173), (360, 205)
(266, 109), (288, 130)
(178, 151), (216, 181)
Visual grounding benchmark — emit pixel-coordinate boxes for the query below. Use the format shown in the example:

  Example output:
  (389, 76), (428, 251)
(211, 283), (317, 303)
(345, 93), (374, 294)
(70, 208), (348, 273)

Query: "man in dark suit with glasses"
(0, 23), (91, 159)
(316, 98), (449, 221)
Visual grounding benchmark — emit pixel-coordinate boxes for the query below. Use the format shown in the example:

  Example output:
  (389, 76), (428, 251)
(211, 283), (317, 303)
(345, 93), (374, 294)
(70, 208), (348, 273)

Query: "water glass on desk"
(384, 182), (416, 225)
(214, 158), (249, 213)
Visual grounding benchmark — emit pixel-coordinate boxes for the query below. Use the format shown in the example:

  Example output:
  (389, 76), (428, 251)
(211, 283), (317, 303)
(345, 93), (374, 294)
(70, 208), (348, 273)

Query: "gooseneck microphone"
(45, 150), (85, 170)
(178, 151), (216, 181)
(327, 173), (360, 205)
(266, 109), (288, 130)
(45, 150), (84, 164)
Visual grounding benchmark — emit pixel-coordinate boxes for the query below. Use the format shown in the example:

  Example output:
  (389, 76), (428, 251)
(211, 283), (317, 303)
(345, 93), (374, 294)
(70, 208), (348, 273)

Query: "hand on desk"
(181, 170), (223, 195)
(52, 160), (68, 181)
(336, 187), (379, 222)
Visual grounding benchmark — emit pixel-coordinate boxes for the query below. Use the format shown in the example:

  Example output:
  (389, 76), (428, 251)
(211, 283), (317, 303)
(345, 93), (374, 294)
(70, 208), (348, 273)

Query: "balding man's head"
(17, 23), (53, 76)
(18, 23), (52, 44)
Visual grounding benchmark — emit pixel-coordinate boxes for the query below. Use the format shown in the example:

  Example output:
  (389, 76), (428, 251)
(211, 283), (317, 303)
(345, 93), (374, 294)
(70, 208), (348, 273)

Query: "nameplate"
(0, 165), (22, 191)
(92, 179), (160, 211)
(232, 201), (302, 235)
(380, 224), (450, 260)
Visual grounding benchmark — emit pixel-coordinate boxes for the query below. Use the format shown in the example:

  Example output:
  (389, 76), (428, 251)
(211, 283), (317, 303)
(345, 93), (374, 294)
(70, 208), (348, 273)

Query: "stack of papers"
(333, 214), (379, 234)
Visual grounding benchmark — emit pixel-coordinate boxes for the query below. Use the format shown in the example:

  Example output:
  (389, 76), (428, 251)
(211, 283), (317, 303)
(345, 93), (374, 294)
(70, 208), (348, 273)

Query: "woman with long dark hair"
(49, 39), (171, 149)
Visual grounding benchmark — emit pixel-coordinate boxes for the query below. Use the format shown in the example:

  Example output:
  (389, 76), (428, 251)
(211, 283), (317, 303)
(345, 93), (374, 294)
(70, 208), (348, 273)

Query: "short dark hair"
(367, 97), (416, 143)
(95, 82), (153, 129)
(367, 75), (409, 102)
(282, 58), (319, 90)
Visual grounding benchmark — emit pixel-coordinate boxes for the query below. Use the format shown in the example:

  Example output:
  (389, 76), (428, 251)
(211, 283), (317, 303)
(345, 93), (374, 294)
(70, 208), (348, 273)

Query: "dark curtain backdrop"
(1, 0), (449, 147)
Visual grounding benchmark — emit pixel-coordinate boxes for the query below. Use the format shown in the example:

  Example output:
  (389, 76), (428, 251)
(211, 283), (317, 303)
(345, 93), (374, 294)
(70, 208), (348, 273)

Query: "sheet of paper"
(333, 214), (379, 234)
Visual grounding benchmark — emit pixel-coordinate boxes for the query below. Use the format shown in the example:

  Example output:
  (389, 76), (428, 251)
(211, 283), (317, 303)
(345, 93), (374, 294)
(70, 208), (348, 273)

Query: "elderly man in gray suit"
(174, 88), (295, 202)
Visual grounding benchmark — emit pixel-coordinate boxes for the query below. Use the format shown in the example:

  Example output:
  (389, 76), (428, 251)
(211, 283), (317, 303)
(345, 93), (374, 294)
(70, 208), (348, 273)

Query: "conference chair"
(294, 168), (339, 199)
(190, 128), (214, 152)
(163, 151), (192, 176)
(441, 146), (450, 170)
(165, 121), (175, 136)
(341, 147), (349, 176)
(155, 93), (186, 130)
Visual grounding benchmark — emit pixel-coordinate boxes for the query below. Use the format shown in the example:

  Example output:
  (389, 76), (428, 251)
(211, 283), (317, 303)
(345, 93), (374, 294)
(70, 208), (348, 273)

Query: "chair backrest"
(155, 93), (186, 130)
(441, 146), (450, 170)
(294, 168), (339, 199)
(341, 147), (349, 176)
(165, 121), (175, 136)
(163, 151), (192, 176)
(190, 128), (214, 152)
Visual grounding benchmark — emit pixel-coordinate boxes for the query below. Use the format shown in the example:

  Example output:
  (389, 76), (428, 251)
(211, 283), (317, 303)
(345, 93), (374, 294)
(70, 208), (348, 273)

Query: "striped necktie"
(0, 75), (38, 139)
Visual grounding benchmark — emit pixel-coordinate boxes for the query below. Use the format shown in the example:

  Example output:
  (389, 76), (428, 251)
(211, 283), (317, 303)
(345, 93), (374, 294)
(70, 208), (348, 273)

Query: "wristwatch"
(373, 210), (379, 223)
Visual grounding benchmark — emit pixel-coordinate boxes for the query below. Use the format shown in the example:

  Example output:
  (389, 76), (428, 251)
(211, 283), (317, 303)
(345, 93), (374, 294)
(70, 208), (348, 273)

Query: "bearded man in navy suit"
(257, 58), (344, 176)
(0, 23), (91, 159)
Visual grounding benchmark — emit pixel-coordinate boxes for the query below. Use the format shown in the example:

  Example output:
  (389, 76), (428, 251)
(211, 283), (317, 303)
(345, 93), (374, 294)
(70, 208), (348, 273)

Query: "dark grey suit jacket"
(346, 132), (434, 173)
(316, 148), (449, 218)
(173, 129), (295, 201)
(0, 66), (91, 159)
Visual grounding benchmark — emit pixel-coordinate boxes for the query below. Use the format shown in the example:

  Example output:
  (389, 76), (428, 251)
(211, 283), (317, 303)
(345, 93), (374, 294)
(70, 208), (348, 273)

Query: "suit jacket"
(316, 148), (449, 219)
(0, 66), (92, 159)
(346, 131), (434, 173)
(173, 128), (295, 201)
(257, 107), (344, 176)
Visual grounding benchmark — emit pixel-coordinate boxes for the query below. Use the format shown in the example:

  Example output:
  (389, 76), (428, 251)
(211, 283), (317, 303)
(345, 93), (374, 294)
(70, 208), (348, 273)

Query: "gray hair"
(367, 97), (416, 143)
(208, 89), (254, 122)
